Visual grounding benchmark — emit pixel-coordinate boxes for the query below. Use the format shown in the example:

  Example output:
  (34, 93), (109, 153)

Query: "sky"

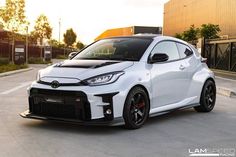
(0, 0), (169, 44)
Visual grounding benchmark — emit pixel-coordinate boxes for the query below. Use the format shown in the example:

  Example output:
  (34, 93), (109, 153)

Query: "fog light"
(105, 109), (112, 115)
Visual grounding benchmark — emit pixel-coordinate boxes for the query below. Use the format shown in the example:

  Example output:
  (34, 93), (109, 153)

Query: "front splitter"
(20, 110), (124, 126)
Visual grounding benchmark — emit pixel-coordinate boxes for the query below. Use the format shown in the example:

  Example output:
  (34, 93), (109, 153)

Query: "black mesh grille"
(29, 88), (91, 120)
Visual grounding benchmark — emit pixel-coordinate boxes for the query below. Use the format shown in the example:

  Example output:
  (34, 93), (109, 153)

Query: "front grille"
(29, 88), (91, 121)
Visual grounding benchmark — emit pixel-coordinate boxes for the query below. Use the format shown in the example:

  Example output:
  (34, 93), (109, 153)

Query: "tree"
(200, 24), (221, 39)
(31, 14), (52, 45)
(0, 22), (3, 29)
(76, 41), (85, 50)
(174, 33), (183, 40)
(48, 39), (65, 48)
(0, 0), (28, 63)
(0, 7), (4, 29)
(30, 14), (52, 58)
(174, 23), (221, 44)
(0, 0), (28, 33)
(28, 32), (38, 45)
(63, 28), (77, 47)
(48, 39), (60, 47)
(182, 25), (199, 43)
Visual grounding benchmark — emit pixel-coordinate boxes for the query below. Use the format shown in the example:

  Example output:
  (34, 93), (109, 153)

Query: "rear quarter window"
(189, 44), (201, 57)
(176, 43), (193, 59)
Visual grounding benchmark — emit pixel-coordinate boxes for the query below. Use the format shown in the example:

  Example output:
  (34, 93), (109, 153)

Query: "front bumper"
(20, 110), (124, 126)
(22, 86), (126, 126)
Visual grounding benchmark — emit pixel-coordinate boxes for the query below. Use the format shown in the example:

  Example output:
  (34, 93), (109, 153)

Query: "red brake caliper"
(136, 102), (145, 109)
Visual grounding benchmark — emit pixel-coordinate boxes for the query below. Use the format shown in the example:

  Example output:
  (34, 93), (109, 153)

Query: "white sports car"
(21, 35), (216, 129)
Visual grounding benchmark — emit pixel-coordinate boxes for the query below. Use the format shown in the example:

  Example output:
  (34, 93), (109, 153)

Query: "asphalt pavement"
(216, 77), (236, 91)
(0, 63), (236, 157)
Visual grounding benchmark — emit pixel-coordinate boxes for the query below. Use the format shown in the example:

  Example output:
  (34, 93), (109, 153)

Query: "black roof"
(102, 34), (159, 40)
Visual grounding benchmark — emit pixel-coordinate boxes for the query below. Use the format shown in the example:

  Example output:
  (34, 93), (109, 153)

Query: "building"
(163, 0), (236, 37)
(95, 26), (162, 41)
(0, 28), (9, 39)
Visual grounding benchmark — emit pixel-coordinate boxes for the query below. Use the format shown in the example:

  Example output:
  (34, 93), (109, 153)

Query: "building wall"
(163, 0), (236, 37)
(95, 26), (162, 41)
(95, 27), (134, 41)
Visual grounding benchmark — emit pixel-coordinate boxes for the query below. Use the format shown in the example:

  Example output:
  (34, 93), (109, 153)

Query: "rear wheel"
(123, 87), (150, 129)
(194, 80), (216, 112)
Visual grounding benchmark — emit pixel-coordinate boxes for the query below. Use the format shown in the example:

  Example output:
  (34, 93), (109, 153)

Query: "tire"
(194, 80), (216, 112)
(123, 87), (150, 129)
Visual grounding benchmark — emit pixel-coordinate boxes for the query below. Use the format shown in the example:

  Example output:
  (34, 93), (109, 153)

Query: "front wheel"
(123, 87), (150, 129)
(194, 80), (216, 112)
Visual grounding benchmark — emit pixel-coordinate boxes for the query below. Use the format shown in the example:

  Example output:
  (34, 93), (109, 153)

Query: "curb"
(0, 68), (33, 77)
(217, 86), (236, 97)
(212, 69), (236, 76)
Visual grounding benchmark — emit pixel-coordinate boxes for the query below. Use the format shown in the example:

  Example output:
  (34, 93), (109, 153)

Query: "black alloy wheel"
(194, 80), (216, 112)
(123, 87), (150, 129)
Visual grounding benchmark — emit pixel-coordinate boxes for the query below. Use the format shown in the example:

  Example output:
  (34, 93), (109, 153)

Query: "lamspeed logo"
(188, 148), (235, 156)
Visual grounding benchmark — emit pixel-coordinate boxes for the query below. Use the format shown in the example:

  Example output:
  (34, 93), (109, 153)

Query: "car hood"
(39, 59), (133, 82)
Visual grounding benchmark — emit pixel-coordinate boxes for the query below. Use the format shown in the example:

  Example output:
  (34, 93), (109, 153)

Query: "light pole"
(26, 26), (28, 64)
(59, 18), (61, 43)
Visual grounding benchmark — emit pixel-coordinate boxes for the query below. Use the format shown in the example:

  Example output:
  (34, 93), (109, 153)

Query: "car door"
(176, 42), (197, 98)
(149, 41), (189, 108)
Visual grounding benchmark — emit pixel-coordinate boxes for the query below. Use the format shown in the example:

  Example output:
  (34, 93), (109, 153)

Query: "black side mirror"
(148, 53), (169, 64)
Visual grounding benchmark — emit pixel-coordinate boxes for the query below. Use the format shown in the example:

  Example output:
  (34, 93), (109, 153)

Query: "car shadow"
(22, 120), (126, 135)
(22, 108), (203, 134)
(146, 108), (199, 126)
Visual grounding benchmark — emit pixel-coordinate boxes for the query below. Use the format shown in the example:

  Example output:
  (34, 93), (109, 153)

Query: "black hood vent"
(54, 60), (120, 69)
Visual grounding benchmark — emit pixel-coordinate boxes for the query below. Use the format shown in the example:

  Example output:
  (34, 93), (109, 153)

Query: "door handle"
(179, 65), (185, 70)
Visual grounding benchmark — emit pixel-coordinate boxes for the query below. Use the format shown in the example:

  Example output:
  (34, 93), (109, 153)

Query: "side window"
(176, 43), (193, 58)
(152, 41), (180, 61)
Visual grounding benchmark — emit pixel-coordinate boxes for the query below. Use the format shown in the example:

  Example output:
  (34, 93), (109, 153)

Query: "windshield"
(73, 38), (153, 61)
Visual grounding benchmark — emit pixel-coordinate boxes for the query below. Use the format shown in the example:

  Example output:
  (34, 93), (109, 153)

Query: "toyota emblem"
(51, 80), (60, 88)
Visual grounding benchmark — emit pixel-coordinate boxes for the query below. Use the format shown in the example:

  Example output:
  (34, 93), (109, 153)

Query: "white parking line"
(0, 81), (32, 95)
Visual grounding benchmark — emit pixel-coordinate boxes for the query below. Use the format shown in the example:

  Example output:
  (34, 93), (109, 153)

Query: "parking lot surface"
(0, 64), (235, 157)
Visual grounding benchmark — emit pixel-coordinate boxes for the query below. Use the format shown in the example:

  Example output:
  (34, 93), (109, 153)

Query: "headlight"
(84, 71), (124, 86)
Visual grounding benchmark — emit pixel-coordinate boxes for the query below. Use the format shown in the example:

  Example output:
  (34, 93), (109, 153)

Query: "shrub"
(0, 58), (10, 65)
(56, 55), (67, 59)
(28, 57), (51, 64)
(0, 64), (28, 73)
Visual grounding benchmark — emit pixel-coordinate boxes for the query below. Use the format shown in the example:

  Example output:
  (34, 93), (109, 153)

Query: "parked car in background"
(21, 35), (216, 129)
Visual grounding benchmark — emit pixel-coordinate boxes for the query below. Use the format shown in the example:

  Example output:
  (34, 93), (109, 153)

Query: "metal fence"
(0, 40), (76, 60)
(203, 38), (236, 72)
